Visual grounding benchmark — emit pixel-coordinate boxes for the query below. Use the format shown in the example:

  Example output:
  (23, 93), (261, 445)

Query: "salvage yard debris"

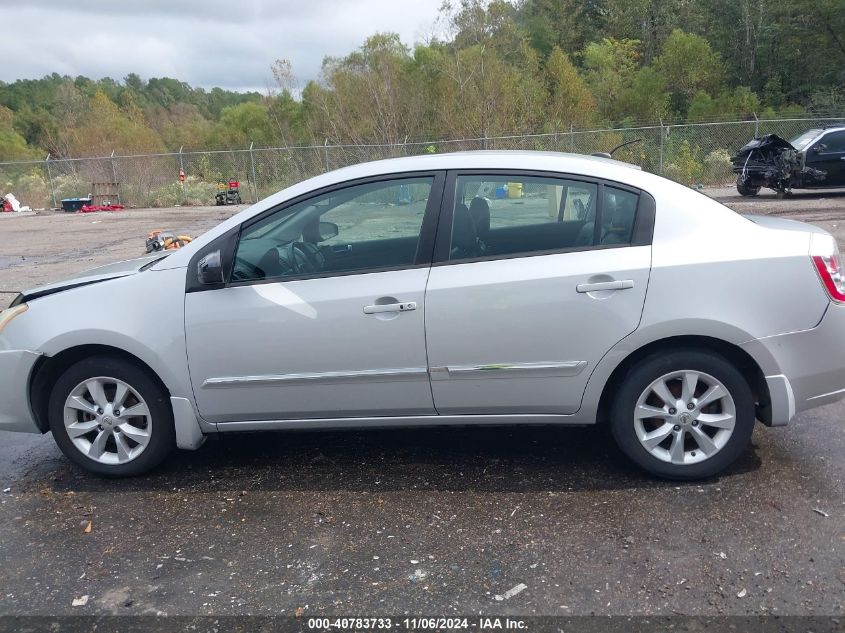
(495, 583), (527, 601)
(145, 230), (193, 252)
(2, 193), (31, 212)
(78, 204), (124, 213)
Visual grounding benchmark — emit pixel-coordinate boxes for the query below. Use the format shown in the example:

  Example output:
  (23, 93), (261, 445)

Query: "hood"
(16, 253), (170, 303)
(734, 134), (795, 156)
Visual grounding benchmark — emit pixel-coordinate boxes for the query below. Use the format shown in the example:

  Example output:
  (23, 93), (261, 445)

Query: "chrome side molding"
(203, 367), (429, 388)
(429, 360), (588, 380)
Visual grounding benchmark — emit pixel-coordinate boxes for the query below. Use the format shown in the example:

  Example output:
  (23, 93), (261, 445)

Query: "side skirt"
(212, 413), (590, 434)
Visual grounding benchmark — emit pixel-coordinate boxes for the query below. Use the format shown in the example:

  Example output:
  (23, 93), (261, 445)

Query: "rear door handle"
(576, 280), (634, 293)
(363, 302), (417, 314)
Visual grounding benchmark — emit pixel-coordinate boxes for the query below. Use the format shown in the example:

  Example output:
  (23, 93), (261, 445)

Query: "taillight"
(811, 233), (845, 302)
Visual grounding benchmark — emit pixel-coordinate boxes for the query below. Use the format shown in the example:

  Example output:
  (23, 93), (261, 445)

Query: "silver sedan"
(2, 151), (844, 479)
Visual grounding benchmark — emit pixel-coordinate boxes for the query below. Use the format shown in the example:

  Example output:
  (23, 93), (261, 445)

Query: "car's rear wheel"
(610, 350), (755, 480)
(48, 356), (174, 476)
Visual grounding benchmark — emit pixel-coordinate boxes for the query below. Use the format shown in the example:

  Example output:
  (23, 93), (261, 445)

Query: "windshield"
(789, 129), (822, 150)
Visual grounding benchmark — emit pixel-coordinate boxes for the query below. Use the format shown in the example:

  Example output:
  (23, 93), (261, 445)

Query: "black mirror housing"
(197, 250), (224, 285)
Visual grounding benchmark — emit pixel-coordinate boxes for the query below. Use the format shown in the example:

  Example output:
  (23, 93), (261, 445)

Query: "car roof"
(315, 150), (642, 183)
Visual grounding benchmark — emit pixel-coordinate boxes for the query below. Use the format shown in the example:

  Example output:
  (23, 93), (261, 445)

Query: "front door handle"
(576, 280), (634, 293)
(363, 301), (417, 314)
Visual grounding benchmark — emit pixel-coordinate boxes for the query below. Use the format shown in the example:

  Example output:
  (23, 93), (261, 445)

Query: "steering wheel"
(290, 242), (319, 274)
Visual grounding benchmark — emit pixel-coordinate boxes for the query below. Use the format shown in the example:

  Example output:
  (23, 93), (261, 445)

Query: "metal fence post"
(249, 142), (258, 203)
(753, 112), (759, 137)
(110, 150), (121, 205)
(323, 139), (330, 172)
(45, 153), (57, 208)
(570, 124), (575, 152)
(178, 146), (186, 204)
(658, 120), (665, 176)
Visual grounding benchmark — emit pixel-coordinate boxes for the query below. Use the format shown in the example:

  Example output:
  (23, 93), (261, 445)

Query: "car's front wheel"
(736, 178), (760, 196)
(610, 350), (755, 480)
(49, 355), (175, 476)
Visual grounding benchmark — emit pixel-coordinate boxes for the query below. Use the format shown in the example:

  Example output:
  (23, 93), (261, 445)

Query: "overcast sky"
(0, 0), (445, 93)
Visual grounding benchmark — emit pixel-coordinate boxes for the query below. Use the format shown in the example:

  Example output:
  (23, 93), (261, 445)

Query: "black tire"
(736, 180), (760, 196)
(48, 355), (174, 477)
(609, 349), (755, 480)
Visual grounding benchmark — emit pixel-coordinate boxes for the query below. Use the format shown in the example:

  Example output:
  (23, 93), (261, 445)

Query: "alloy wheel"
(63, 376), (152, 465)
(633, 370), (736, 465)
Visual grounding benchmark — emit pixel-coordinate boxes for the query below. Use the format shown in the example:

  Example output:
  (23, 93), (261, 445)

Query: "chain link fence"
(2, 116), (844, 210)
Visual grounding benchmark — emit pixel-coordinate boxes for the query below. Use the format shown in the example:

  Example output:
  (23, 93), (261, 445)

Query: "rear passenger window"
(449, 175), (599, 261)
(601, 187), (639, 245)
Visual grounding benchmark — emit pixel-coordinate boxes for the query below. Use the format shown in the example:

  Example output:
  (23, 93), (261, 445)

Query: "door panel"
(185, 173), (443, 424)
(425, 247), (650, 414)
(807, 131), (845, 186)
(186, 268), (434, 423)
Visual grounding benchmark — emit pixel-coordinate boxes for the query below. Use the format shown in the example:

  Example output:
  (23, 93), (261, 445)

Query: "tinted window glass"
(233, 177), (433, 281)
(790, 129), (822, 151)
(820, 131), (845, 153)
(600, 187), (639, 245)
(448, 175), (598, 260)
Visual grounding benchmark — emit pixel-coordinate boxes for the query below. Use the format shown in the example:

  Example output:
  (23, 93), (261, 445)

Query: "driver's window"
(232, 177), (433, 282)
(819, 131), (845, 154)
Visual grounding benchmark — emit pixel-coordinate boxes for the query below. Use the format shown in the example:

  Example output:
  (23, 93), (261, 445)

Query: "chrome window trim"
(432, 169), (655, 265)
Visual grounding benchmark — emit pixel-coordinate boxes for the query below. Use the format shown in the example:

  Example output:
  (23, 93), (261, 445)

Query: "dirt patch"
(0, 205), (242, 293)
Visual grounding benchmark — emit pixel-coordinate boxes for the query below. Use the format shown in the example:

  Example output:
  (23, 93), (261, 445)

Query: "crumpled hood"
(17, 253), (170, 303)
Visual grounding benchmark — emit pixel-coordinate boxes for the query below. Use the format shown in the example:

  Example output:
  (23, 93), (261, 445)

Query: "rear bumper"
(0, 350), (42, 433)
(743, 302), (845, 424)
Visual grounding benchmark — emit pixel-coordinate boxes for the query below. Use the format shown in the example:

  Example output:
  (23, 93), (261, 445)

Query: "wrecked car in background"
(732, 127), (845, 197)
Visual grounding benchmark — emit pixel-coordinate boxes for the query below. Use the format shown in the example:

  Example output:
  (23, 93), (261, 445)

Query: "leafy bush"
(0, 169), (48, 208)
(664, 140), (704, 185)
(703, 148), (734, 185)
(148, 178), (219, 207)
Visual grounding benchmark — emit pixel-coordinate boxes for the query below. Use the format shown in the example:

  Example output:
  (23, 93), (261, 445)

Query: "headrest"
(468, 197), (490, 240)
(452, 203), (478, 250)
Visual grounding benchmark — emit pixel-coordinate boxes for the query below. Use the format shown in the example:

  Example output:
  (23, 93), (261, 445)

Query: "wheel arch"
(29, 344), (172, 433)
(595, 335), (772, 428)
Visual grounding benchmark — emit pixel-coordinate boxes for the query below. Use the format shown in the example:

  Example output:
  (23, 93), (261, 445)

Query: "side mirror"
(197, 250), (223, 285)
(318, 221), (339, 241)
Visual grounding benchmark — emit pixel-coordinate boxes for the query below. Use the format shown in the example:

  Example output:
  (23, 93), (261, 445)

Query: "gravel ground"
(0, 190), (843, 619)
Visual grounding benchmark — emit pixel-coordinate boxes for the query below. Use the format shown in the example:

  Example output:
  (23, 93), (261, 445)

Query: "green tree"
(654, 29), (723, 115)
(544, 47), (596, 130)
(582, 38), (641, 122)
(209, 102), (274, 147)
(0, 106), (39, 160)
(71, 90), (165, 156)
(619, 67), (670, 123)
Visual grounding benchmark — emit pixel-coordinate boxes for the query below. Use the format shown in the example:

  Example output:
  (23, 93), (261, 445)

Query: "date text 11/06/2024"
(306, 618), (528, 630)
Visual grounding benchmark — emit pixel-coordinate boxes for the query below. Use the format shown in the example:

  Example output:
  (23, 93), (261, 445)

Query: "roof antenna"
(591, 138), (643, 159)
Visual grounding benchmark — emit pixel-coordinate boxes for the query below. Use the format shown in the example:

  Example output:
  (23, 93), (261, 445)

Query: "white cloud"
(0, 0), (444, 92)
